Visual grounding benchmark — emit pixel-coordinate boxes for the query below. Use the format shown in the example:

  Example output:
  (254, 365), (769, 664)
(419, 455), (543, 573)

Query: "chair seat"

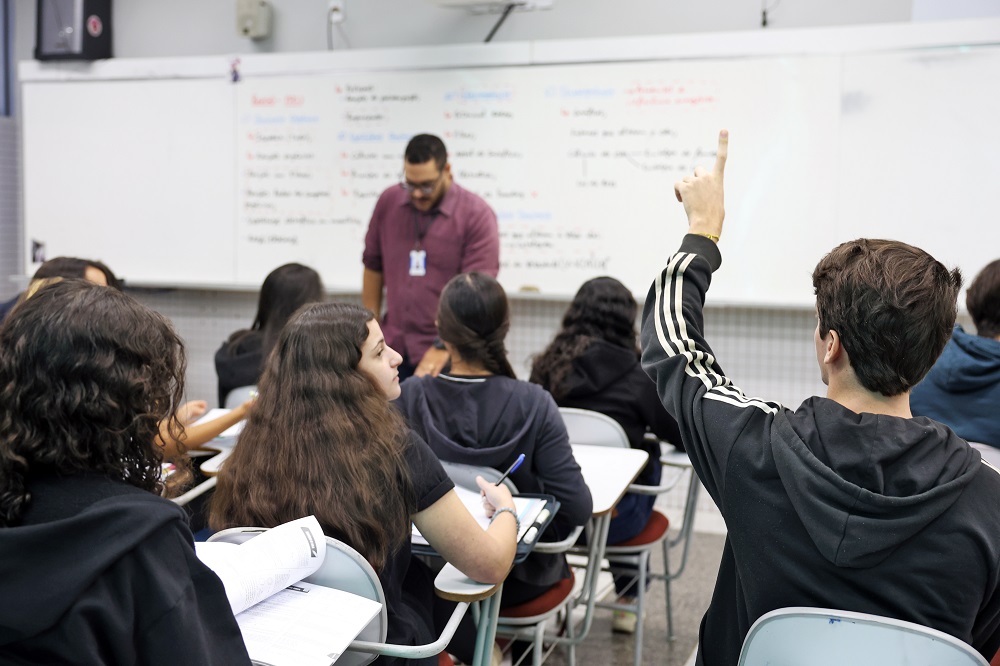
(500, 571), (576, 619)
(608, 510), (669, 549)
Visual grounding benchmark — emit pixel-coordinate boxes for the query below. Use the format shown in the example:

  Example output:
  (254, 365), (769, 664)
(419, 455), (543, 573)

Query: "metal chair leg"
(663, 536), (674, 641)
(533, 623), (545, 666)
(634, 550), (649, 666)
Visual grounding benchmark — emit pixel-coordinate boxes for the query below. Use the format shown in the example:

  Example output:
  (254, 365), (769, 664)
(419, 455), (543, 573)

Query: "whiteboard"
(19, 25), (1000, 305)
(22, 78), (236, 286)
(836, 45), (1000, 290)
(227, 56), (840, 302)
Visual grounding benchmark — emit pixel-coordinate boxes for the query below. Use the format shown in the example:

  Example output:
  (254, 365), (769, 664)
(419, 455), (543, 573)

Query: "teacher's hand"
(674, 129), (728, 240)
(414, 346), (449, 378)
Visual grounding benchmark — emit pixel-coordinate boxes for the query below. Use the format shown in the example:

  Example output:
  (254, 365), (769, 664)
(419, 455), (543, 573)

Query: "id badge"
(409, 249), (427, 277)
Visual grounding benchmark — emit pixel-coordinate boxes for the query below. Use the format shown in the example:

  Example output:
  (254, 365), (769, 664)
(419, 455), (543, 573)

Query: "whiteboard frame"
(20, 18), (1000, 84)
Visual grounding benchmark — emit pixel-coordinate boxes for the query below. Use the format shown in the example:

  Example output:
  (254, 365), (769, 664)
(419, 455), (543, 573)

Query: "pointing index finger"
(714, 129), (728, 177)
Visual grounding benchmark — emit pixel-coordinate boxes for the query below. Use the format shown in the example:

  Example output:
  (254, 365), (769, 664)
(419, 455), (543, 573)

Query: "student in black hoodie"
(530, 276), (682, 632)
(0, 279), (250, 665)
(642, 130), (1000, 665)
(397, 272), (593, 609)
(214, 263), (323, 406)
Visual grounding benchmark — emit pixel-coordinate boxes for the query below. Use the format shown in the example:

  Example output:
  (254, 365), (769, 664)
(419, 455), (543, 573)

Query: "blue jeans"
(607, 492), (657, 596)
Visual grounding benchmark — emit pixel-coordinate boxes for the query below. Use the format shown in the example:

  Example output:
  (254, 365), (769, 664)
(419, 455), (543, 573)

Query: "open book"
(412, 486), (547, 546)
(196, 516), (381, 666)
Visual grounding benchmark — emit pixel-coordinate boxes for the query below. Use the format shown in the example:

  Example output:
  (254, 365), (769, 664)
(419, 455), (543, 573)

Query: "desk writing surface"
(571, 445), (647, 516)
(200, 443), (235, 477)
(20, 21), (1000, 304)
(434, 563), (500, 603)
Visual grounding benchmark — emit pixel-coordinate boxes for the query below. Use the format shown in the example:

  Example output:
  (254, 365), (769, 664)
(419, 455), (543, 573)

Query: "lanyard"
(411, 209), (438, 251)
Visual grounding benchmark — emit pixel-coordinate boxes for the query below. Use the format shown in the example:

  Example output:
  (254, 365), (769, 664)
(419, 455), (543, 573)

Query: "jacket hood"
(0, 490), (185, 644)
(773, 397), (981, 568)
(398, 375), (546, 469)
(561, 340), (638, 399)
(928, 325), (1000, 393)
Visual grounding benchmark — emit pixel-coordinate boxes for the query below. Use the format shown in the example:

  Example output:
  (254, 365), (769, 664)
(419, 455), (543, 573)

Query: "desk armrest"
(534, 524), (585, 554)
(434, 563), (501, 603)
(350, 601), (470, 659)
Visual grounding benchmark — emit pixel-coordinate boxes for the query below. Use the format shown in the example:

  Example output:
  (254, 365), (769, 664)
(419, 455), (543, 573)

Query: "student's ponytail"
(437, 272), (516, 379)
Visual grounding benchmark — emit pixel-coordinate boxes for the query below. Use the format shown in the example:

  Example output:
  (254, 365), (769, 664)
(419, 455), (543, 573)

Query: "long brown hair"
(209, 303), (413, 570)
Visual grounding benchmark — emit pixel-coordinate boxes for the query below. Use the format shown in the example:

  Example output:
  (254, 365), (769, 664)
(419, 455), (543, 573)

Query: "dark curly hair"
(530, 277), (638, 401)
(0, 279), (186, 526)
(437, 272), (516, 379)
(812, 239), (962, 396)
(210, 303), (414, 571)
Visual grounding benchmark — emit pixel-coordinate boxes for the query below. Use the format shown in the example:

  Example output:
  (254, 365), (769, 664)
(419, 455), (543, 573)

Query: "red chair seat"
(500, 570), (576, 619)
(437, 652), (454, 666)
(610, 510), (669, 548)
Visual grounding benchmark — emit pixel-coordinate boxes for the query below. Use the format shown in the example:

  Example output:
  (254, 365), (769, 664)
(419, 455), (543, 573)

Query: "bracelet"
(490, 506), (520, 536)
(693, 232), (720, 242)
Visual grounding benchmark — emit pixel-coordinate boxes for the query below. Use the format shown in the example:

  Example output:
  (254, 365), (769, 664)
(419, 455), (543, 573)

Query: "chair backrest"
(738, 607), (989, 666)
(208, 527), (389, 666)
(224, 385), (257, 409)
(441, 460), (519, 493)
(559, 407), (629, 449)
(970, 442), (1000, 469)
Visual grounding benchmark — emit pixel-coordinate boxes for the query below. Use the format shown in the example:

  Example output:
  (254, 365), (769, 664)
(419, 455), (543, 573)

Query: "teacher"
(362, 133), (499, 379)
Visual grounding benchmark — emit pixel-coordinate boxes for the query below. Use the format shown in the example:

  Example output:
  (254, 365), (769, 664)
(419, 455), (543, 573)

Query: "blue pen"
(495, 453), (525, 486)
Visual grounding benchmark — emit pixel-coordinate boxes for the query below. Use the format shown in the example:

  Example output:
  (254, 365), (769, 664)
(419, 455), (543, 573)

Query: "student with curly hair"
(529, 276), (682, 632)
(0, 279), (250, 665)
(210, 302), (517, 666)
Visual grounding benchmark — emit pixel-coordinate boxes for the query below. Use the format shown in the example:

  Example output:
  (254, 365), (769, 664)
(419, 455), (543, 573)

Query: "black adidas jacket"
(640, 234), (1000, 665)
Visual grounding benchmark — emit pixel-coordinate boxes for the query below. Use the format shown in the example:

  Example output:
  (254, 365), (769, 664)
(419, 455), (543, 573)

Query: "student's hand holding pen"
(476, 475), (515, 520)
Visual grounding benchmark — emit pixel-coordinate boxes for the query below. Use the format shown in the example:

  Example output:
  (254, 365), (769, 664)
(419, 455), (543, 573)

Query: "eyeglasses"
(399, 172), (444, 196)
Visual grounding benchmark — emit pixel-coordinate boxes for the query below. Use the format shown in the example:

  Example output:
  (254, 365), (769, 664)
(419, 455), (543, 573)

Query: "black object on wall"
(35, 0), (111, 61)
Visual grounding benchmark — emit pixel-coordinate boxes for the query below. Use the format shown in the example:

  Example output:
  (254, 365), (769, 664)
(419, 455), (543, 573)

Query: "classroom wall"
(2, 0), (990, 526)
(11, 0), (917, 62)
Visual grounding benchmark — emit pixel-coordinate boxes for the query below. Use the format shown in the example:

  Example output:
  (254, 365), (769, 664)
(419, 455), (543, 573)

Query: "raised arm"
(640, 131), (779, 507)
(412, 475), (517, 584)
